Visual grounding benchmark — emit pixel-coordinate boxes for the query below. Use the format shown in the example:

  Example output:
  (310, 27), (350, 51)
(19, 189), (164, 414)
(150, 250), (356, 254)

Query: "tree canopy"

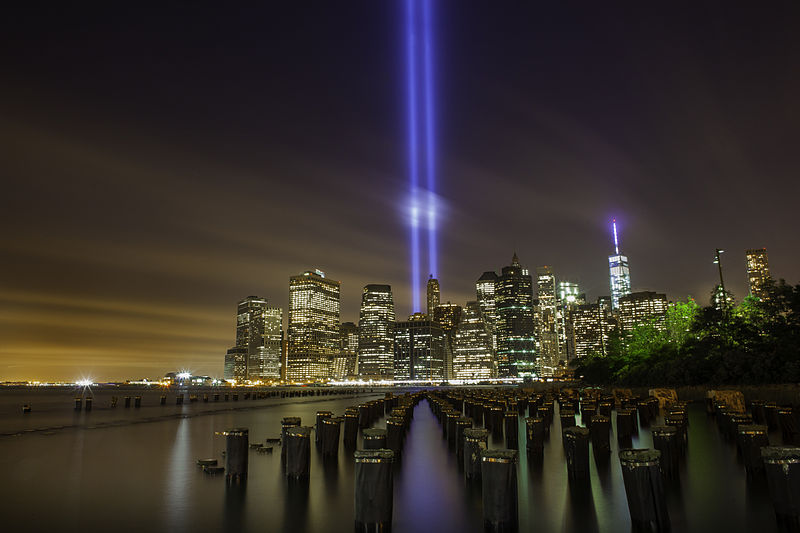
(573, 279), (800, 386)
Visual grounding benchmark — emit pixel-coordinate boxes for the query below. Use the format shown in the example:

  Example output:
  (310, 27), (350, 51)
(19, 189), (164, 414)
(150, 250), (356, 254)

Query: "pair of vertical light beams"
(407, 0), (436, 313)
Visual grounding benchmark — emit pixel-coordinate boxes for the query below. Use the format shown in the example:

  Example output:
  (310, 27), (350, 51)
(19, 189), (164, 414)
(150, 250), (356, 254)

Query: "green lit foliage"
(572, 282), (800, 386)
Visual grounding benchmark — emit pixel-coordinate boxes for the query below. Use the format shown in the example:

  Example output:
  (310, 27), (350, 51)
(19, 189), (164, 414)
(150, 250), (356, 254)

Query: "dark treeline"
(572, 280), (800, 386)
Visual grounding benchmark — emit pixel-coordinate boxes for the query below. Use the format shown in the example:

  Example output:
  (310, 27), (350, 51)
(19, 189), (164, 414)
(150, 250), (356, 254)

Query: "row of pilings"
(64, 387), (373, 412)
(207, 386), (800, 532)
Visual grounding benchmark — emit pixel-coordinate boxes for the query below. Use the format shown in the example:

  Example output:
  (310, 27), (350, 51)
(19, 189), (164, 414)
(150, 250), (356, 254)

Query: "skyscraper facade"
(433, 302), (462, 379)
(452, 301), (495, 380)
(571, 301), (615, 359)
(224, 347), (248, 381)
(223, 296), (282, 382)
(394, 314), (446, 381)
(427, 276), (440, 317)
(332, 322), (359, 380)
(608, 220), (632, 310)
(253, 307), (282, 381)
(536, 266), (560, 376)
(476, 271), (498, 350)
(495, 253), (537, 377)
(746, 248), (771, 300)
(287, 269), (340, 382)
(618, 291), (668, 332)
(557, 281), (583, 363)
(357, 284), (396, 380)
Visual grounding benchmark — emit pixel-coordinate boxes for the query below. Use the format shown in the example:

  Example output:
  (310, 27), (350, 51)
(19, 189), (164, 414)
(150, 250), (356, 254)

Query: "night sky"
(2, 3), (799, 381)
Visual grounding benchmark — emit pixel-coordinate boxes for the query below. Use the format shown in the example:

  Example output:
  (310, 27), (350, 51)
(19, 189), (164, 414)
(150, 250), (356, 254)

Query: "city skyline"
(2, 3), (799, 380)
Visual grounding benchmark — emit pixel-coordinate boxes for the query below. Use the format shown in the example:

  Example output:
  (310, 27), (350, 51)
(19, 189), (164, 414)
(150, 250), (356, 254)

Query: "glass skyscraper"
(495, 253), (537, 377)
(394, 314), (446, 381)
(746, 248), (771, 300)
(357, 284), (395, 380)
(453, 301), (495, 380)
(287, 269), (340, 382)
(476, 271), (498, 351)
(608, 220), (631, 310)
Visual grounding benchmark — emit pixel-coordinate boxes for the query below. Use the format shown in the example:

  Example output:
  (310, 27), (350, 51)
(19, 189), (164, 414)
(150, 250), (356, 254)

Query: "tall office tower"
(394, 314), (446, 381)
(618, 291), (668, 333)
(557, 281), (583, 363)
(536, 266), (560, 376)
(258, 307), (283, 380)
(332, 322), (359, 380)
(224, 347), (248, 381)
(476, 271), (498, 350)
(234, 296), (268, 380)
(746, 248), (771, 300)
(608, 219), (632, 310)
(452, 301), (495, 380)
(287, 269), (341, 382)
(571, 301), (616, 359)
(495, 253), (537, 377)
(427, 275), (440, 317)
(357, 284), (396, 380)
(433, 302), (462, 379)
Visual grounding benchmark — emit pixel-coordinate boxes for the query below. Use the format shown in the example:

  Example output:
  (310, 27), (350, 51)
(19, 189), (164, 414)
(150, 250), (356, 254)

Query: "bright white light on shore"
(177, 372), (191, 380)
(76, 379), (94, 387)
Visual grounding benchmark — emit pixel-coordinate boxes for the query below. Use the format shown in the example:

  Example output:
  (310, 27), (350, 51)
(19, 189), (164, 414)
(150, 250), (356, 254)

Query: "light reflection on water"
(0, 391), (784, 533)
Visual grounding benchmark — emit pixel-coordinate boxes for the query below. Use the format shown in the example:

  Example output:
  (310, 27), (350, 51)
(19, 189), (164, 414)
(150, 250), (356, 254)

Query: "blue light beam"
(423, 0), (437, 280)
(406, 0), (421, 312)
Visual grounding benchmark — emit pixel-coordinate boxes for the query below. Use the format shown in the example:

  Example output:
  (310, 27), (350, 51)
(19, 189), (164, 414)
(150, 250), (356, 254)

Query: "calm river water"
(0, 386), (782, 532)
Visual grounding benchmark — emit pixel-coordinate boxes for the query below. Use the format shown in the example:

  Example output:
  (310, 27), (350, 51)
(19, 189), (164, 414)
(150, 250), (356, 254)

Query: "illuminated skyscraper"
(255, 307), (283, 381)
(332, 322), (359, 380)
(433, 302), (461, 379)
(287, 269), (340, 382)
(427, 276), (440, 317)
(224, 347), (248, 382)
(453, 301), (495, 380)
(618, 291), (667, 333)
(394, 313), (446, 381)
(495, 253), (537, 377)
(571, 300), (616, 359)
(476, 271), (498, 350)
(236, 296), (268, 350)
(223, 296), (282, 382)
(746, 248), (771, 300)
(536, 266), (560, 376)
(557, 281), (583, 363)
(357, 284), (396, 380)
(608, 219), (632, 310)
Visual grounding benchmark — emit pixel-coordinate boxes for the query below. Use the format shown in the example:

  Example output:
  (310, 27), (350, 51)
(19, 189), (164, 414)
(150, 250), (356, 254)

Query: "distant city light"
(76, 379), (94, 387)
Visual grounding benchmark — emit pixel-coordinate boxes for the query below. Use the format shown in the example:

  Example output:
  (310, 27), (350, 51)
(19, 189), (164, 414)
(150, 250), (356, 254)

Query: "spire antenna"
(612, 218), (620, 255)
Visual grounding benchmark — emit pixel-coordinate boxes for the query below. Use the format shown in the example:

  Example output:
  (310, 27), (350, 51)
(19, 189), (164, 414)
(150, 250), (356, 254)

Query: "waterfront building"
(224, 347), (248, 382)
(287, 269), (340, 382)
(746, 248), (771, 300)
(536, 266), (560, 376)
(357, 284), (396, 380)
(452, 301), (495, 380)
(427, 275), (440, 317)
(495, 253), (537, 377)
(331, 322), (359, 380)
(571, 301), (616, 359)
(394, 314), (446, 381)
(608, 219), (632, 310)
(618, 291), (668, 332)
(557, 281), (583, 363)
(433, 302), (462, 379)
(224, 296), (282, 381)
(256, 307), (283, 381)
(476, 271), (498, 350)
